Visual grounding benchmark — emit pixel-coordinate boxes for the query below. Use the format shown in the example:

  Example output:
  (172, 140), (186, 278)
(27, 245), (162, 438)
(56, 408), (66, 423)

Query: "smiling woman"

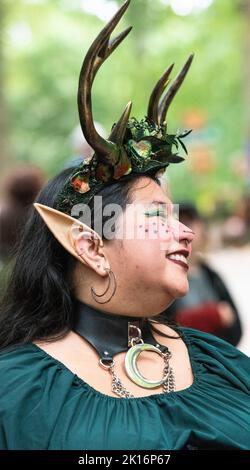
(0, 0), (250, 451)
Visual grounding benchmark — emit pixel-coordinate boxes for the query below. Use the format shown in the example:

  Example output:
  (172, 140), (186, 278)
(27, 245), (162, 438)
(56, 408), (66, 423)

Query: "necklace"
(73, 300), (175, 398)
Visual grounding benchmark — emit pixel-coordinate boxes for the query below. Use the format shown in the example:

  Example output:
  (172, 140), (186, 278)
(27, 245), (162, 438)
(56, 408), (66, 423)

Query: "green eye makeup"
(144, 209), (166, 218)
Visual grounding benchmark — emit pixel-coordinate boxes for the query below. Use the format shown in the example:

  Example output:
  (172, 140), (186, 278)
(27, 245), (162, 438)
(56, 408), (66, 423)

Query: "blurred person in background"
(238, 192), (250, 233)
(165, 202), (242, 346)
(0, 165), (45, 294)
(221, 193), (250, 247)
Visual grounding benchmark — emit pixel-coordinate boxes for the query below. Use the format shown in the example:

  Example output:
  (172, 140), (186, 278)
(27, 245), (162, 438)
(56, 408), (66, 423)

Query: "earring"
(91, 268), (117, 304)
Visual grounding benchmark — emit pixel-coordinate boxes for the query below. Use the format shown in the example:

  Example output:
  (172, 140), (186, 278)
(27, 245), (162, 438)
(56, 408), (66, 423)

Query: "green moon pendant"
(125, 343), (167, 389)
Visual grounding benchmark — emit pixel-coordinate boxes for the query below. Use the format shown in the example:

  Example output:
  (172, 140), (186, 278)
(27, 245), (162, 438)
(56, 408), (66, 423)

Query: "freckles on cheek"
(141, 219), (172, 244)
(158, 223), (172, 243)
(136, 221), (173, 266)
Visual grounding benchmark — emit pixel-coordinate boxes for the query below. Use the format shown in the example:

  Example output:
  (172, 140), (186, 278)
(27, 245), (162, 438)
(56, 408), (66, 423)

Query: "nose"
(169, 218), (195, 247)
(179, 221), (195, 246)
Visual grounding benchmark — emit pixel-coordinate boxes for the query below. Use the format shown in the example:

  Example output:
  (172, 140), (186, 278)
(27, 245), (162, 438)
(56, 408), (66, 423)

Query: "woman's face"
(104, 177), (195, 315)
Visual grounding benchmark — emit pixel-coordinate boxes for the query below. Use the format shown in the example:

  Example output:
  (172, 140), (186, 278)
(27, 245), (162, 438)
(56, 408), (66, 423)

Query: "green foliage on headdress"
(55, 117), (191, 215)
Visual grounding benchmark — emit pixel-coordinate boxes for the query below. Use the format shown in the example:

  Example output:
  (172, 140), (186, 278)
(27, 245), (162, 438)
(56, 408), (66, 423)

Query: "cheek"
(128, 223), (171, 269)
(117, 217), (174, 271)
(138, 218), (173, 250)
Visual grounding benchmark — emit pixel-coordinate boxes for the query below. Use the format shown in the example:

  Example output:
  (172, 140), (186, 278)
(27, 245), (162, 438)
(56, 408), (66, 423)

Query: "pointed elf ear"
(34, 203), (103, 263)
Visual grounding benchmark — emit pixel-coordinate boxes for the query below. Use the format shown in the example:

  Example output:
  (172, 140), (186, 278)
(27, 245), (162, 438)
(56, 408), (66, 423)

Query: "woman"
(0, 1), (249, 450)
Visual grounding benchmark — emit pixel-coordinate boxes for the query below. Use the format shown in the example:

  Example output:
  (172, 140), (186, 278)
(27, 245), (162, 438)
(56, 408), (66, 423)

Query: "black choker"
(73, 300), (175, 398)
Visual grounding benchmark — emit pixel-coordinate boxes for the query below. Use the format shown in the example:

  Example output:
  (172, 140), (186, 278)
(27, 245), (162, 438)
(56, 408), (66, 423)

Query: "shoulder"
(0, 343), (77, 412)
(0, 342), (77, 449)
(0, 343), (53, 405)
(180, 326), (245, 351)
(0, 341), (77, 394)
(0, 343), (40, 377)
(180, 325), (247, 355)
(180, 327), (250, 390)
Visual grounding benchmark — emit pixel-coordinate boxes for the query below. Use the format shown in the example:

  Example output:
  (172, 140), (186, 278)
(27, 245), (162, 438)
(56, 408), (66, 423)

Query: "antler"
(147, 54), (194, 126)
(147, 63), (174, 124)
(109, 101), (132, 144)
(78, 0), (132, 159)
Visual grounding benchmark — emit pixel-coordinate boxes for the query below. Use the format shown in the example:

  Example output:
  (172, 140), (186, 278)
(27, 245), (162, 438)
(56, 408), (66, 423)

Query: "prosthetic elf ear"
(34, 203), (103, 262)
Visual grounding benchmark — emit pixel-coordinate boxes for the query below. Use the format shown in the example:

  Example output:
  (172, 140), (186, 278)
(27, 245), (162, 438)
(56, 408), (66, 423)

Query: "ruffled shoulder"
(0, 344), (77, 449)
(181, 327), (250, 393)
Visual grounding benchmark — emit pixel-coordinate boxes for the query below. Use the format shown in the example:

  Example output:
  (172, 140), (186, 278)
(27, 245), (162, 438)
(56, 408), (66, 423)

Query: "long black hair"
(0, 167), (180, 350)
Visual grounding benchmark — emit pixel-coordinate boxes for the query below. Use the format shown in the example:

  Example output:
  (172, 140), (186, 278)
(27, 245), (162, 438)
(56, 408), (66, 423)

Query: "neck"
(75, 291), (167, 318)
(72, 299), (168, 363)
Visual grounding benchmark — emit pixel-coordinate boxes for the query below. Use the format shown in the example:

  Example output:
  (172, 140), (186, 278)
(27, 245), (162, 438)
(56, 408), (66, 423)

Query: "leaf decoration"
(162, 154), (185, 163)
(177, 138), (188, 155)
(178, 129), (192, 138)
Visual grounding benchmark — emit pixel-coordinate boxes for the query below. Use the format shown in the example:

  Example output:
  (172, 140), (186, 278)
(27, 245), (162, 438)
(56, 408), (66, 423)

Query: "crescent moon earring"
(91, 268), (117, 304)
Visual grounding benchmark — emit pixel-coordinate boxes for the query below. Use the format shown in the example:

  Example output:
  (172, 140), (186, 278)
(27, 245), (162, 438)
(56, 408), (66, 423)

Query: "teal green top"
(0, 327), (250, 450)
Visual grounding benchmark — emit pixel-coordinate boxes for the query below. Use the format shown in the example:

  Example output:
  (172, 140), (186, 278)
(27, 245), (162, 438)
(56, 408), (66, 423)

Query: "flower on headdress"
(71, 173), (90, 194)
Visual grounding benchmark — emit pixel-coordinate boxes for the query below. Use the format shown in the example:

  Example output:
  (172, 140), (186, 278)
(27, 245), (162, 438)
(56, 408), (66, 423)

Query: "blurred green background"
(1, 0), (250, 214)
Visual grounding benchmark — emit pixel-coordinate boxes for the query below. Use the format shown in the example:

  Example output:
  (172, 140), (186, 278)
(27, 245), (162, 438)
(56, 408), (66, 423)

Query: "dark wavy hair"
(0, 167), (180, 350)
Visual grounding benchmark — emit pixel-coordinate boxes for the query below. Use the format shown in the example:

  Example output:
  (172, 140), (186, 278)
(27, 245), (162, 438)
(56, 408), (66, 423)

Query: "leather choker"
(73, 300), (175, 398)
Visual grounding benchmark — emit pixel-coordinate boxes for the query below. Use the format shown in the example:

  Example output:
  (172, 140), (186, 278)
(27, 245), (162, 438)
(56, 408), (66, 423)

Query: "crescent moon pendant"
(125, 343), (168, 389)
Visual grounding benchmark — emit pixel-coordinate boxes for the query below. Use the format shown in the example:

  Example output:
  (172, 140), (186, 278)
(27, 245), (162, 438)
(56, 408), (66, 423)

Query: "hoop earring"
(91, 268), (117, 304)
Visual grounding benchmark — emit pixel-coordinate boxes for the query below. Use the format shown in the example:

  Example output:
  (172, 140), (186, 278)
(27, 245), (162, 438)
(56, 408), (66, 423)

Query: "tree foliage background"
(1, 0), (248, 214)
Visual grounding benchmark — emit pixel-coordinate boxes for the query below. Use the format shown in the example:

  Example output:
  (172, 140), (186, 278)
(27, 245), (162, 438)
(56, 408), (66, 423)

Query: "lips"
(165, 249), (189, 270)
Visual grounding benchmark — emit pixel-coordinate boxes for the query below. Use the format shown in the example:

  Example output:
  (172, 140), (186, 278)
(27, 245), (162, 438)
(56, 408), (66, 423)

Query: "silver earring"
(91, 268), (117, 304)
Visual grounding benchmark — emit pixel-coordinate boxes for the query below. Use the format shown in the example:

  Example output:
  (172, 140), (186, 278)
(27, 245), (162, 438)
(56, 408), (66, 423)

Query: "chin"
(168, 280), (189, 299)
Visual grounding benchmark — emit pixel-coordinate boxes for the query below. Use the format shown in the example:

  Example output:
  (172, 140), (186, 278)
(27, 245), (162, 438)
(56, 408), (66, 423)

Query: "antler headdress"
(55, 0), (193, 214)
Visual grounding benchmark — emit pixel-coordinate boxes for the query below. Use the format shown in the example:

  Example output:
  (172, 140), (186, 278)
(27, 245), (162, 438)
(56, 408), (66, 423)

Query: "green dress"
(0, 327), (249, 450)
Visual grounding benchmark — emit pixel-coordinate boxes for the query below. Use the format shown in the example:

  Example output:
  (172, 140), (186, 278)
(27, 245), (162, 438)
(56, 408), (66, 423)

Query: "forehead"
(129, 177), (172, 207)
